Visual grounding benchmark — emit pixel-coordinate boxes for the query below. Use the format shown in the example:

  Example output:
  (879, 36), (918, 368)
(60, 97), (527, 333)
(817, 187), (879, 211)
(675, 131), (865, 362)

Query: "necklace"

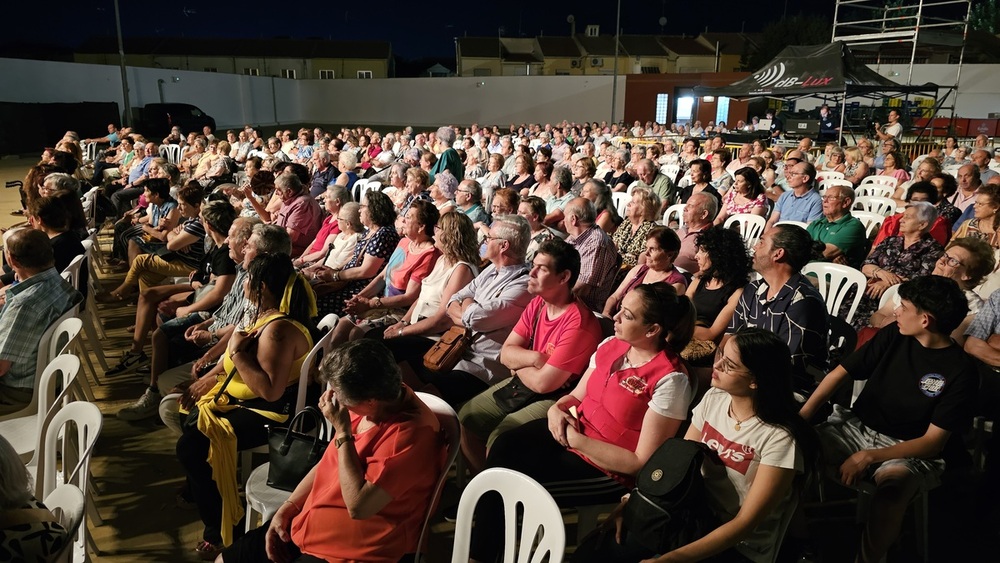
(728, 402), (754, 431)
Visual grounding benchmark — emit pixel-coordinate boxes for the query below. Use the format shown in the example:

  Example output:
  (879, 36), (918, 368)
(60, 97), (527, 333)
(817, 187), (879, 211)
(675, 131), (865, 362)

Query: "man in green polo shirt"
(806, 185), (869, 268)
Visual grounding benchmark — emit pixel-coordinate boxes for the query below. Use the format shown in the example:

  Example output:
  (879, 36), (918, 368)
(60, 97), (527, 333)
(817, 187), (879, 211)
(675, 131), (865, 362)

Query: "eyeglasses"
(939, 253), (965, 268)
(483, 234), (505, 243)
(715, 355), (751, 377)
(820, 195), (844, 201)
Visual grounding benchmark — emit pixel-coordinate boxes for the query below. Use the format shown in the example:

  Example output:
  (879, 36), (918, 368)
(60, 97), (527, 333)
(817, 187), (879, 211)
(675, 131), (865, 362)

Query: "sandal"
(9, 209), (24, 216)
(194, 540), (223, 561)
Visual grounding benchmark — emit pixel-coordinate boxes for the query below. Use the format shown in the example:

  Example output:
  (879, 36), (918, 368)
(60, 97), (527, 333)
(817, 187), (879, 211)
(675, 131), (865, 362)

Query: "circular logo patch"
(651, 469), (663, 482)
(918, 373), (946, 398)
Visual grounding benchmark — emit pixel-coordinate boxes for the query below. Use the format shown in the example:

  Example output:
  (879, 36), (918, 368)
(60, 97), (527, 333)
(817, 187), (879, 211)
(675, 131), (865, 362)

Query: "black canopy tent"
(693, 42), (943, 142)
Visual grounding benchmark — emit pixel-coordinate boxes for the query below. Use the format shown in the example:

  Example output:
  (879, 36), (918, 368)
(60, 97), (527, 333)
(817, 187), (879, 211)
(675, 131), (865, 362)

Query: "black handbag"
(621, 438), (712, 553)
(266, 406), (330, 492)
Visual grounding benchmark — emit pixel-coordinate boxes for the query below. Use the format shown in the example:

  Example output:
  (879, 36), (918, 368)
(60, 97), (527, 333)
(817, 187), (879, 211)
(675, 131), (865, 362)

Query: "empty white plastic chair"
(451, 468), (565, 563)
(413, 393), (462, 563)
(660, 164), (680, 181)
(802, 262), (867, 324)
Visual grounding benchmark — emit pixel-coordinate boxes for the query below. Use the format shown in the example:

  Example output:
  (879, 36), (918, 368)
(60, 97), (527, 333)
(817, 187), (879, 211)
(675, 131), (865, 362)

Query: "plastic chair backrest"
(451, 468), (565, 563)
(42, 483), (85, 563)
(860, 175), (899, 189)
(724, 213), (766, 250)
(294, 313), (340, 413)
(413, 392), (461, 563)
(660, 164), (680, 182)
(820, 178), (853, 192)
(83, 143), (98, 163)
(852, 210), (887, 239)
(802, 261), (867, 323)
(18, 355), (81, 468)
(817, 170), (845, 181)
(856, 184), (895, 199)
(878, 283), (901, 310)
(774, 220), (809, 229)
(37, 400), (102, 499)
(853, 196), (897, 217)
(61, 254), (86, 293)
(612, 192), (630, 218)
(625, 180), (641, 195)
(159, 144), (182, 165)
(662, 203), (685, 228)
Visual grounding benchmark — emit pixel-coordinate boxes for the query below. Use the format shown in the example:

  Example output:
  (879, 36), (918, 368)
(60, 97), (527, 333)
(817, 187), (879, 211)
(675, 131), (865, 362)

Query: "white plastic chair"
(724, 213), (767, 250)
(611, 192), (630, 218)
(820, 178), (853, 193)
(451, 468), (565, 563)
(660, 163), (680, 181)
(852, 210), (887, 240)
(159, 144), (182, 165)
(661, 203), (685, 228)
(35, 401), (103, 562)
(859, 175), (898, 190)
(774, 220), (809, 229)
(0, 354), (80, 463)
(625, 180), (641, 195)
(878, 283), (901, 310)
(856, 184), (895, 199)
(82, 142), (98, 164)
(853, 196), (897, 217)
(43, 484), (86, 563)
(802, 262), (867, 324)
(816, 170), (845, 182)
(413, 392), (462, 563)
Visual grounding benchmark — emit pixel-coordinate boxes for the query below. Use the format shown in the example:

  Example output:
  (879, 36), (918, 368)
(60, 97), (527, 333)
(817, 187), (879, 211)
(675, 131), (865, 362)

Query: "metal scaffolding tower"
(831, 0), (971, 138)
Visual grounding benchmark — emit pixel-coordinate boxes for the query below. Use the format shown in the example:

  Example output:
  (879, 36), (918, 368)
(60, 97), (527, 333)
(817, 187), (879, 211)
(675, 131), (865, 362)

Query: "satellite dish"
(567, 14), (575, 23)
(658, 16), (667, 27)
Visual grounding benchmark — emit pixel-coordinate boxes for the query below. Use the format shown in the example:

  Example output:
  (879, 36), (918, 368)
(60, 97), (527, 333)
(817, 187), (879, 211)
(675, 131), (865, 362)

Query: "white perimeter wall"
(0, 58), (624, 129)
(1, 57), (995, 130)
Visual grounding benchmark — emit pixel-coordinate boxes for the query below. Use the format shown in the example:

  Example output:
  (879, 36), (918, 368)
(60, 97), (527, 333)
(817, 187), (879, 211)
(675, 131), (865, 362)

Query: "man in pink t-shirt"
(458, 238), (604, 472)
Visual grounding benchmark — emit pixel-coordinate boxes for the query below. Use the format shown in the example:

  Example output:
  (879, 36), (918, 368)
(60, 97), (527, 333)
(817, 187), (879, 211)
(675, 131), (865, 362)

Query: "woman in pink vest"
(469, 282), (696, 561)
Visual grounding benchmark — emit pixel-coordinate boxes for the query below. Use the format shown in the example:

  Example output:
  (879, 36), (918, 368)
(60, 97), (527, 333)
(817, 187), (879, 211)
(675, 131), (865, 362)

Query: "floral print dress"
(851, 235), (943, 329)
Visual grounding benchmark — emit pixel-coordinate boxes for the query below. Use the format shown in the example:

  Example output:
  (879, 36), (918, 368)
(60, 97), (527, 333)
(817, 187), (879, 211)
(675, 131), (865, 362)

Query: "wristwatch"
(335, 434), (355, 449)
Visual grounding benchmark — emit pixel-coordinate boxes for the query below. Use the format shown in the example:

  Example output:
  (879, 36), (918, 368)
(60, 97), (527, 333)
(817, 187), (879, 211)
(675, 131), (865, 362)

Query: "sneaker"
(118, 388), (161, 421)
(106, 350), (148, 376)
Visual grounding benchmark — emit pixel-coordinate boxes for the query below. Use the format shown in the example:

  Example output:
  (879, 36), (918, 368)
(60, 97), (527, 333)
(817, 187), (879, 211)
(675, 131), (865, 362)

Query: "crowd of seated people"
(26, 119), (1000, 561)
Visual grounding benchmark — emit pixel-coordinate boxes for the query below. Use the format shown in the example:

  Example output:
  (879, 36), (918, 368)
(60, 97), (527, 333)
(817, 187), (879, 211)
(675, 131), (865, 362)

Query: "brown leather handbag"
(422, 325), (473, 373)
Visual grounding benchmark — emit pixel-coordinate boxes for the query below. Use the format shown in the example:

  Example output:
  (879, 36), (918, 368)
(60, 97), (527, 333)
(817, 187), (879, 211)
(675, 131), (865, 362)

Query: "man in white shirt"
(875, 109), (903, 141)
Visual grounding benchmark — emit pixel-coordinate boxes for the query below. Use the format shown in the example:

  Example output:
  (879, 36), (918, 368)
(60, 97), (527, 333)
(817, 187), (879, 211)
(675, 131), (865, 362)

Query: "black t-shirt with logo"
(843, 322), (976, 441)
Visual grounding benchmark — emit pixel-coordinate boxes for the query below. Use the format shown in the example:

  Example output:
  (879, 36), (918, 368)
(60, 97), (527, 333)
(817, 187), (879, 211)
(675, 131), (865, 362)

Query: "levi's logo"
(701, 423), (756, 475)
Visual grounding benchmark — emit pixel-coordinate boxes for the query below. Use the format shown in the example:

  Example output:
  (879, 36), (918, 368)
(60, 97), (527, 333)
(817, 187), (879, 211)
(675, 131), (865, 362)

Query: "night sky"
(9, 0), (837, 59)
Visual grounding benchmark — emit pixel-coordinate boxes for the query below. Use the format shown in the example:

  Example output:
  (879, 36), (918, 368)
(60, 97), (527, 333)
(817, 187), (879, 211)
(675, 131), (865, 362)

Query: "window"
(281, 69), (296, 79)
(676, 96), (695, 123)
(715, 97), (730, 125)
(641, 66), (660, 74)
(319, 70), (335, 79)
(357, 70), (373, 79)
(555, 70), (571, 76)
(585, 25), (600, 37)
(204, 67), (218, 73)
(655, 93), (669, 124)
(243, 68), (259, 76)
(473, 68), (492, 76)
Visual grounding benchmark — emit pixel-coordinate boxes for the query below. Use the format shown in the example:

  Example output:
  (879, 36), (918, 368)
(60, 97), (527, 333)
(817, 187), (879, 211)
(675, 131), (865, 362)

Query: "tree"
(748, 15), (833, 70)
(970, 0), (1000, 33)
